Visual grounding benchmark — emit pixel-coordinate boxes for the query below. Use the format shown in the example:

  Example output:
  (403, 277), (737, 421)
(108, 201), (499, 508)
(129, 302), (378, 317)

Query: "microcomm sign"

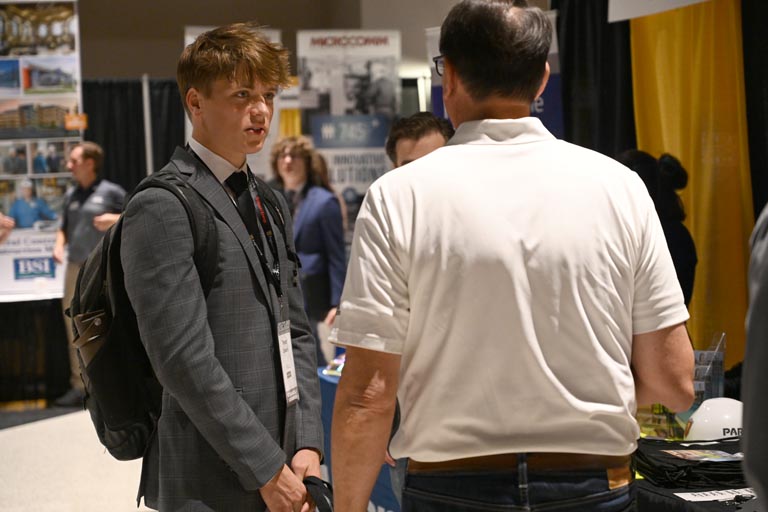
(309, 36), (390, 47)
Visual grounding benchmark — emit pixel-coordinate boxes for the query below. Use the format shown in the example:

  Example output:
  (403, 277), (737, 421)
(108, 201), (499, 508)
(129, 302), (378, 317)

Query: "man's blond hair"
(177, 22), (291, 115)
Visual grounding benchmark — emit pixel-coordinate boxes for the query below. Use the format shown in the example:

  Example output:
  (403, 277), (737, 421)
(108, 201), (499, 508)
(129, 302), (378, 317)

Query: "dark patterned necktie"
(226, 171), (264, 251)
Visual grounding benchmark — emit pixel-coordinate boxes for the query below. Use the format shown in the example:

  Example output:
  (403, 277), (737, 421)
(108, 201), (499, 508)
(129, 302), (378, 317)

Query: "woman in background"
(311, 151), (349, 233)
(618, 150), (697, 306)
(270, 136), (347, 365)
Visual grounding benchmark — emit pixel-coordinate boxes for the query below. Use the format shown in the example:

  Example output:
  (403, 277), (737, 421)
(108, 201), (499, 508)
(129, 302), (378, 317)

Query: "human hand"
(52, 244), (65, 264)
(323, 307), (338, 326)
(291, 448), (321, 481)
(291, 449), (321, 512)
(0, 213), (14, 229)
(93, 213), (120, 231)
(259, 464), (307, 512)
(0, 214), (13, 244)
(384, 450), (396, 467)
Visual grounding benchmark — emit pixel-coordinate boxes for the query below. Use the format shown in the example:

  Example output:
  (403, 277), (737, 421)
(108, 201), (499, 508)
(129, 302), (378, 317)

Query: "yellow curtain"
(278, 108), (302, 139)
(630, 0), (753, 368)
(277, 76), (302, 138)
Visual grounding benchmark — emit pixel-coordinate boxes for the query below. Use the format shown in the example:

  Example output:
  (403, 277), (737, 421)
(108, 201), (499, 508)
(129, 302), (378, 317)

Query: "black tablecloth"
(638, 480), (761, 511)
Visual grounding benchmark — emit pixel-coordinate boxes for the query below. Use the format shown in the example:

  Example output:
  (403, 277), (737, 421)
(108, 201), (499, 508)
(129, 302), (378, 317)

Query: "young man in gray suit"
(121, 23), (323, 511)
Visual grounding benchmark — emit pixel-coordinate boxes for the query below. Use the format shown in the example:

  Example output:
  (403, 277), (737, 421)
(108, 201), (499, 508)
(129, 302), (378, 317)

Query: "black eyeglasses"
(432, 55), (445, 77)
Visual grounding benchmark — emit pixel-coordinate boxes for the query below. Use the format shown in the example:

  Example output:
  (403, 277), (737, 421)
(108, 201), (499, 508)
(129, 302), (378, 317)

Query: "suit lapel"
(168, 148), (272, 307)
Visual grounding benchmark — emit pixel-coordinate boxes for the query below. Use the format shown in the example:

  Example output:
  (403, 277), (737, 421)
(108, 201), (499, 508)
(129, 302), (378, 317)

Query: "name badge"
(92, 196), (104, 204)
(277, 320), (299, 405)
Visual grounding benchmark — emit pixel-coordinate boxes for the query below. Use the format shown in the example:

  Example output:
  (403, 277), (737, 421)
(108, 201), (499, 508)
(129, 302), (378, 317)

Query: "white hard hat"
(684, 397), (743, 440)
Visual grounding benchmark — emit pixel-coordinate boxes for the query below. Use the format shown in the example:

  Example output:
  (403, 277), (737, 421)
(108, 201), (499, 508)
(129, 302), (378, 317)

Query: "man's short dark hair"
(439, 0), (551, 103)
(76, 141), (104, 173)
(385, 112), (455, 165)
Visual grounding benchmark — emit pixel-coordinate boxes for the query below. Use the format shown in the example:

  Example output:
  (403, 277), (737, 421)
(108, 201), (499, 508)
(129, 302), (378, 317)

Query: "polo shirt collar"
(448, 117), (555, 146)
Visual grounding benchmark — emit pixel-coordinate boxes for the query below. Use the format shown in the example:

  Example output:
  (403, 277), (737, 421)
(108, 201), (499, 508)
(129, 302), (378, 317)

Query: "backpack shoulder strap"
(130, 168), (218, 296)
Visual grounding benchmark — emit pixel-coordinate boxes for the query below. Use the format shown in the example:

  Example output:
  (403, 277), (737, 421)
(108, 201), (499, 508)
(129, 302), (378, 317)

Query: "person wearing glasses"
(270, 136), (346, 366)
(330, 1), (694, 510)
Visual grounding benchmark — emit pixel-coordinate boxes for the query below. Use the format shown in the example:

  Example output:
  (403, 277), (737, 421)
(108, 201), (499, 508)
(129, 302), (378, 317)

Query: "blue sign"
(530, 72), (564, 139)
(14, 257), (56, 279)
(311, 114), (392, 149)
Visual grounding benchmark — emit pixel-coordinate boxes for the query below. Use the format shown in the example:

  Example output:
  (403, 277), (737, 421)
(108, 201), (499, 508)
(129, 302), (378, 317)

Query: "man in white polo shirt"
(330, 1), (695, 510)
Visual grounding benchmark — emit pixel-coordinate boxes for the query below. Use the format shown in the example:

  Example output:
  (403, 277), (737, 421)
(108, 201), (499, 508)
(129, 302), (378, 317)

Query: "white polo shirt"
(331, 117), (688, 461)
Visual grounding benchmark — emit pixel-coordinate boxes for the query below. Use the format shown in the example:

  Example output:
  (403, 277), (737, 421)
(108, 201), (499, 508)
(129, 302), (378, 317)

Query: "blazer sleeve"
(743, 205), (768, 500)
(277, 192), (325, 457)
(121, 187), (286, 490)
(319, 193), (347, 307)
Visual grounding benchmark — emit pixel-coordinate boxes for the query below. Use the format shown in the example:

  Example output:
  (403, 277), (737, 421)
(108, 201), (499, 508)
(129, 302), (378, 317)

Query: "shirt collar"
(448, 117), (556, 146)
(76, 177), (101, 194)
(188, 138), (247, 184)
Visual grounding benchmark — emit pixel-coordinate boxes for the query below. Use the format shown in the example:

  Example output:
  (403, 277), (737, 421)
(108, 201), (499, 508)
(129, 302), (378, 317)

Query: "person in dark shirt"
(52, 142), (125, 407)
(618, 150), (697, 306)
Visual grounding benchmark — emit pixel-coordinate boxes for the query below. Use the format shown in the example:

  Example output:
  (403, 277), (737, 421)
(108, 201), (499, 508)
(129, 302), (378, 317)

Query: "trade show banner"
(0, 1), (83, 301)
(608, 0), (710, 22)
(297, 30), (400, 241)
(425, 10), (564, 139)
(0, 228), (63, 302)
(183, 26), (283, 180)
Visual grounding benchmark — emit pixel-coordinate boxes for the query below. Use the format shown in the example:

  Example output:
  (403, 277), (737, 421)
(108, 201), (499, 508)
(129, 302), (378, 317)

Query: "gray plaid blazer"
(121, 148), (323, 511)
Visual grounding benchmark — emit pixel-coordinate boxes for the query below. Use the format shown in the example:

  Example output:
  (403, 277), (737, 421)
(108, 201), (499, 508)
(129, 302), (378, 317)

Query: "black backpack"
(68, 161), (296, 461)
(68, 166), (218, 460)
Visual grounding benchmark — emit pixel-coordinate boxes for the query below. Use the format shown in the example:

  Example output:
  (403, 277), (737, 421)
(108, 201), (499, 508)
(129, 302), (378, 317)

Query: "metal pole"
(141, 73), (154, 175)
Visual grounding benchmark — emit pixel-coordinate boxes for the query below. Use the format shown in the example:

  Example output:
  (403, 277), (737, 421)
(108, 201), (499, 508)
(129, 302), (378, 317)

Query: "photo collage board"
(0, 1), (80, 228)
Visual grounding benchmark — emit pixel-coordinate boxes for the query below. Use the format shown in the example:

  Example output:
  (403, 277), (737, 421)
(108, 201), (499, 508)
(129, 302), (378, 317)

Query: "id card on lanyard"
(277, 302), (300, 406)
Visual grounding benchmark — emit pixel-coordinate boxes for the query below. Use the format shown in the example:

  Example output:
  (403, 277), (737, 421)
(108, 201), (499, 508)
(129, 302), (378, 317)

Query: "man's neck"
(191, 131), (246, 169)
(78, 174), (97, 190)
(450, 89), (533, 126)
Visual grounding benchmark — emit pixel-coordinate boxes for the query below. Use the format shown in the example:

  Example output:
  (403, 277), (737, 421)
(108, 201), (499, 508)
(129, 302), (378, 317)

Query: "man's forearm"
(332, 376), (396, 511)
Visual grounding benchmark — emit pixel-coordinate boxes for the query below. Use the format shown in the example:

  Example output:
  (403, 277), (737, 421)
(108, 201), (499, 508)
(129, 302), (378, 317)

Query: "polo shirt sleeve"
(632, 195), (690, 334)
(329, 185), (409, 354)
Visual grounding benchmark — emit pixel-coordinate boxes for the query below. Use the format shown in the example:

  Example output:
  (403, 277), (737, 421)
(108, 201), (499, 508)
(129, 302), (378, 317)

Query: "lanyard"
(246, 169), (283, 298)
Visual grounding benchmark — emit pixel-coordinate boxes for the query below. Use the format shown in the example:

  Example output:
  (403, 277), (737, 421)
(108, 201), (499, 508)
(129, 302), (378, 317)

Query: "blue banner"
(310, 114), (391, 149)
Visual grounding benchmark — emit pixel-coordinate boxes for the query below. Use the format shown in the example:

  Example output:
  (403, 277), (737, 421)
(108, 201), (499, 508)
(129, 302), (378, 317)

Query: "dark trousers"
(402, 457), (635, 512)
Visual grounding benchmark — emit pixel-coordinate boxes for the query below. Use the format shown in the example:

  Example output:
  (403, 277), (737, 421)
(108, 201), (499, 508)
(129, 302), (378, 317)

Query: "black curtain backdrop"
(0, 300), (69, 402)
(0, 80), (185, 403)
(550, 0), (636, 158)
(82, 78), (185, 195)
(82, 79), (147, 195)
(149, 79), (187, 174)
(742, 0), (768, 220)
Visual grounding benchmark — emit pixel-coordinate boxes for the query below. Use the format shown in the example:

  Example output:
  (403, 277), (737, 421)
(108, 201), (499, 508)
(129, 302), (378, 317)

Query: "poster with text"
(0, 1), (81, 301)
(298, 30), (400, 241)
(0, 228), (63, 302)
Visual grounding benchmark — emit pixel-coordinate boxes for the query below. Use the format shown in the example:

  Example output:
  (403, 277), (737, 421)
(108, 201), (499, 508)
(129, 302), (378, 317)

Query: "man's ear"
(442, 58), (456, 99)
(84, 158), (96, 174)
(534, 61), (550, 100)
(186, 88), (203, 116)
